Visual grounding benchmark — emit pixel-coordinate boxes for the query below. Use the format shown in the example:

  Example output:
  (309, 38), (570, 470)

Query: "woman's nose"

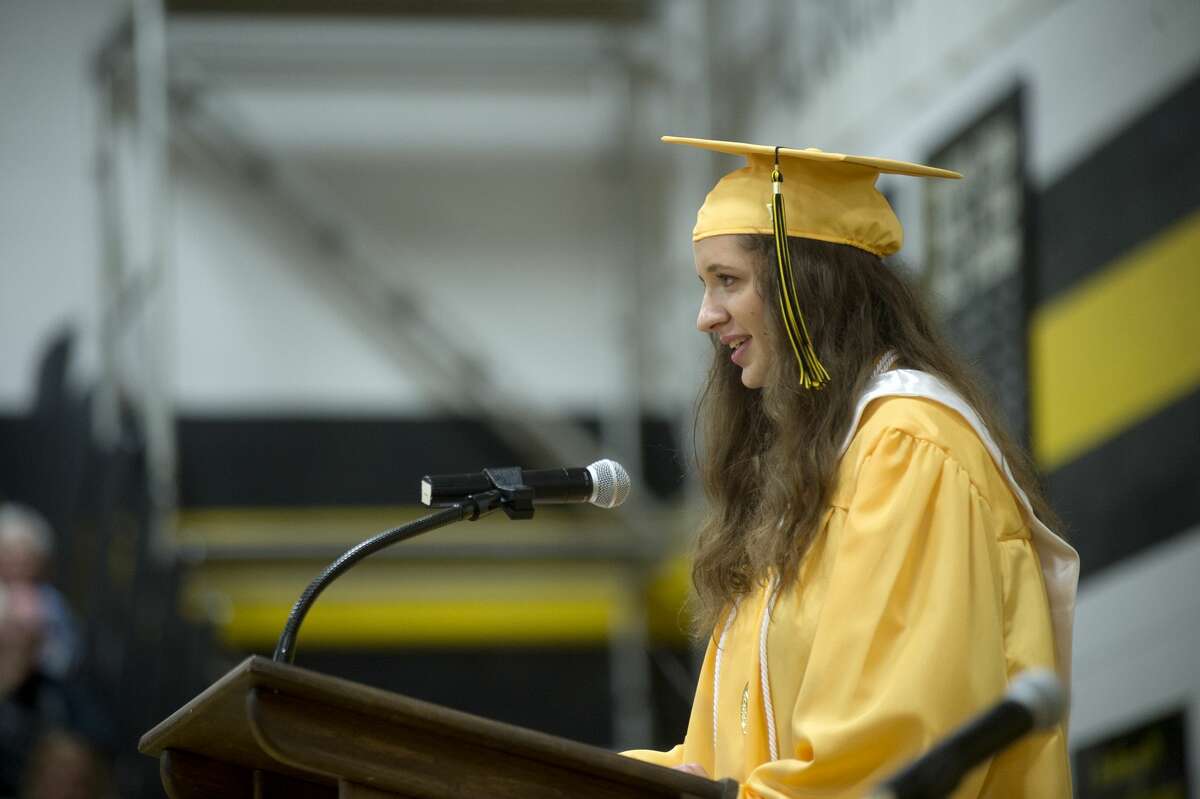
(696, 296), (728, 333)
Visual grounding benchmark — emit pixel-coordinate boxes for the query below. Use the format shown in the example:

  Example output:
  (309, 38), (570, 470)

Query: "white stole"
(840, 368), (1080, 686)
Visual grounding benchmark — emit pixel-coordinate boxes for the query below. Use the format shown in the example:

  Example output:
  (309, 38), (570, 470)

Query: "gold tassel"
(771, 150), (829, 389)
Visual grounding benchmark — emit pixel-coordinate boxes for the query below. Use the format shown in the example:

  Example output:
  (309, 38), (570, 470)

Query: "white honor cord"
(760, 578), (781, 761)
(711, 587), (782, 761)
(713, 604), (738, 752)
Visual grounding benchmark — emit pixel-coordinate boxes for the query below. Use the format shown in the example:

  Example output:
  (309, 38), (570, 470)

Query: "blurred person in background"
(624, 139), (1078, 797)
(0, 506), (78, 680)
(0, 504), (111, 799)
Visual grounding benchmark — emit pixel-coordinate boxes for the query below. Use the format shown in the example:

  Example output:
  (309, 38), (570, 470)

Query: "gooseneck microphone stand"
(272, 467), (537, 665)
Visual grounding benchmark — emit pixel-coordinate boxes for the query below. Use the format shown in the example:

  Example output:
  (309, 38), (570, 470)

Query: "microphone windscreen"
(1007, 668), (1066, 731)
(587, 459), (630, 508)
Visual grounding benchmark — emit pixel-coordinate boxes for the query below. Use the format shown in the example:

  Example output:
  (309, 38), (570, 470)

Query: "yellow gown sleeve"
(741, 427), (1063, 799)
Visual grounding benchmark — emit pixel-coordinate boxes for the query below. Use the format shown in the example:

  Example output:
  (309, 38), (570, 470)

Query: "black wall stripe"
(1034, 67), (1200, 304)
(177, 416), (520, 507)
(298, 647), (616, 746)
(293, 645), (693, 750)
(178, 414), (684, 507)
(2, 414), (683, 509)
(1046, 387), (1200, 580)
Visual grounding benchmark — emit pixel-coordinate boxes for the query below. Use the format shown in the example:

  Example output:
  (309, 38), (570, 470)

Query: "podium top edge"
(139, 655), (734, 798)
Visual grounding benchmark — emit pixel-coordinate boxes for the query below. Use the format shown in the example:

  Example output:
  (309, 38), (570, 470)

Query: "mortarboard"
(663, 136), (961, 388)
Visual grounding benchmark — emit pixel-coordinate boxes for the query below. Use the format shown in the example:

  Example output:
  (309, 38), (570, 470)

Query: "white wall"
(167, 18), (659, 415)
(1, 6), (695, 420)
(0, 0), (124, 413)
(172, 137), (633, 414)
(1070, 527), (1200, 766)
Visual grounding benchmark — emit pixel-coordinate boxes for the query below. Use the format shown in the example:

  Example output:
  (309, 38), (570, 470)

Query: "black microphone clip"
(482, 466), (535, 520)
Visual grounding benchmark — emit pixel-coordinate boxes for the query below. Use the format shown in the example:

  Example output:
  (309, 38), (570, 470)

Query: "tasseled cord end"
(770, 152), (830, 389)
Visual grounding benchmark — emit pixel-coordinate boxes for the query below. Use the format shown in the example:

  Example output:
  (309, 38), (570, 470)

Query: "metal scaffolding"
(88, 0), (725, 759)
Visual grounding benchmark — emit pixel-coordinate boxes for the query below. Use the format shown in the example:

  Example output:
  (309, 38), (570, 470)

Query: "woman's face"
(694, 235), (771, 389)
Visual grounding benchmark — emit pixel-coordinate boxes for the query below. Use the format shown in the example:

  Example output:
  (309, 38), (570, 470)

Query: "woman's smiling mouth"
(727, 336), (751, 366)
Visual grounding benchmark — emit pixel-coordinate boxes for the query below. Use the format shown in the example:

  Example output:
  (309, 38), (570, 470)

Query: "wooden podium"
(139, 655), (738, 798)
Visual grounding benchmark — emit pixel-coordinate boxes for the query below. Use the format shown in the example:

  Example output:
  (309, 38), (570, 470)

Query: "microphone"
(420, 459), (631, 509)
(869, 669), (1067, 799)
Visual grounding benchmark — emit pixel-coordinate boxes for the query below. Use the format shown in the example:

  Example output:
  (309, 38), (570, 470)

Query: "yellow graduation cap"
(663, 135), (961, 388)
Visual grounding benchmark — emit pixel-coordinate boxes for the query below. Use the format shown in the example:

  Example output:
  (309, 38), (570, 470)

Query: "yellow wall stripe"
(1032, 208), (1200, 471)
(173, 505), (635, 548)
(222, 599), (618, 649)
(184, 556), (695, 649)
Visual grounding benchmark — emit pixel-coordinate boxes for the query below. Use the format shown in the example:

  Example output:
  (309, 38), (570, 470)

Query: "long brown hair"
(690, 234), (1060, 635)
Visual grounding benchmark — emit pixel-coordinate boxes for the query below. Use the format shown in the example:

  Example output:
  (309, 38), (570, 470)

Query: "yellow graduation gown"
(626, 387), (1074, 797)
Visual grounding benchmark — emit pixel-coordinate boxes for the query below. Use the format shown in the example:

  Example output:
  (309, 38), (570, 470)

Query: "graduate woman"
(623, 137), (1079, 797)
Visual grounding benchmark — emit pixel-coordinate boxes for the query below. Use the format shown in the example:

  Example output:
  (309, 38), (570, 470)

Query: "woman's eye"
(717, 274), (736, 287)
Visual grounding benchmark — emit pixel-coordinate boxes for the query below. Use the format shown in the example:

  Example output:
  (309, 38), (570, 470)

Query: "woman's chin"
(740, 367), (765, 389)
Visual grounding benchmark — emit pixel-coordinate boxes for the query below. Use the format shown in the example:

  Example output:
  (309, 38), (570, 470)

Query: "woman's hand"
(674, 763), (710, 778)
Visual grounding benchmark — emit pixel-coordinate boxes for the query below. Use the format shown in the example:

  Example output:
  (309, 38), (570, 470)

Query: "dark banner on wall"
(1073, 709), (1191, 799)
(923, 87), (1031, 445)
